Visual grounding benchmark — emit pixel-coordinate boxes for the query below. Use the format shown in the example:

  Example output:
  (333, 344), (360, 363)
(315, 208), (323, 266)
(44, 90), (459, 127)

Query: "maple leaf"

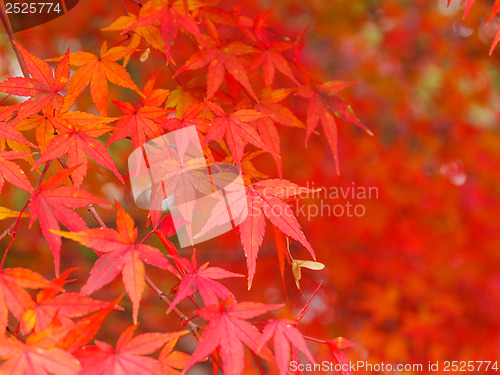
(296, 81), (371, 173)
(29, 167), (110, 276)
(0, 331), (82, 374)
(0, 104), (20, 122)
(325, 337), (355, 375)
(174, 39), (258, 100)
(123, 0), (209, 63)
(164, 85), (198, 117)
(184, 299), (282, 375)
(31, 111), (123, 187)
(52, 202), (177, 323)
(106, 101), (170, 149)
(103, 14), (165, 66)
(259, 319), (315, 375)
(2, 109), (55, 162)
(0, 123), (36, 148)
(0, 42), (70, 123)
(273, 225), (291, 288)
(57, 296), (123, 353)
(244, 5), (276, 45)
(0, 268), (51, 336)
(167, 250), (244, 313)
(20, 269), (115, 334)
(203, 101), (273, 167)
(0, 207), (28, 221)
(255, 88), (305, 129)
(296, 282), (322, 323)
(141, 71), (170, 107)
(53, 42), (143, 115)
(251, 88), (306, 176)
(159, 336), (191, 375)
(0, 106), (31, 149)
(249, 41), (299, 86)
(0, 151), (32, 193)
(76, 325), (187, 375)
(239, 179), (317, 288)
(163, 102), (210, 133)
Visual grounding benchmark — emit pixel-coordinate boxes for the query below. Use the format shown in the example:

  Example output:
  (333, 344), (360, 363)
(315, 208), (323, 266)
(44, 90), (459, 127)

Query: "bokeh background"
(1, 0), (500, 373)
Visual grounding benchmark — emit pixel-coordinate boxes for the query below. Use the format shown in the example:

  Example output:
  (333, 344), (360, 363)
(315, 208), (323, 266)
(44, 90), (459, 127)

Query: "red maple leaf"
(325, 337), (355, 375)
(29, 167), (110, 276)
(76, 325), (187, 375)
(159, 335), (191, 375)
(239, 179), (316, 288)
(0, 268), (51, 336)
(254, 88), (305, 177)
(123, 0), (209, 63)
(57, 296), (123, 353)
(0, 122), (36, 148)
(0, 42), (70, 123)
(0, 329), (82, 374)
(0, 151), (32, 193)
(249, 41), (299, 87)
(53, 202), (177, 323)
(167, 250), (244, 313)
(106, 101), (170, 149)
(174, 39), (258, 100)
(31, 111), (123, 187)
(20, 269), (116, 334)
(203, 101), (272, 167)
(259, 319), (315, 375)
(184, 299), (282, 375)
(141, 72), (170, 108)
(162, 102), (210, 134)
(296, 81), (371, 173)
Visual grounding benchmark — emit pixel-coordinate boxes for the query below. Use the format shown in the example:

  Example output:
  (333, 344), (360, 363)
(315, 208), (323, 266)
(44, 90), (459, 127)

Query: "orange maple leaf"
(53, 42), (144, 115)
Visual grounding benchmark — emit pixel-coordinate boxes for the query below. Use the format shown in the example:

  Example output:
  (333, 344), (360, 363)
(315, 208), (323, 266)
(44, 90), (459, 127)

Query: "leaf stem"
(250, 349), (266, 375)
(0, 161), (51, 269)
(119, 0), (129, 15)
(87, 204), (107, 228)
(127, 0), (143, 7)
(0, 199), (31, 269)
(35, 161), (51, 191)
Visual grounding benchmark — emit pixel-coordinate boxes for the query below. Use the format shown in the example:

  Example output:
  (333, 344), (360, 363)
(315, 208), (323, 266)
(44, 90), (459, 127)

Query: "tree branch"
(0, 2), (29, 77)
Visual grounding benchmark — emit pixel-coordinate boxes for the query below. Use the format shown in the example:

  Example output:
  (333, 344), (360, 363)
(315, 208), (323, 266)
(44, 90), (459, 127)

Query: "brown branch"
(127, 0), (143, 7)
(119, 0), (129, 15)
(0, 2), (29, 77)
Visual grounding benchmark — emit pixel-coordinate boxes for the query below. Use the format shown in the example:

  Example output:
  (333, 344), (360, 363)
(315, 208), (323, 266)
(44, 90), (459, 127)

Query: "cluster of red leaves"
(0, 0), (368, 373)
(255, 0), (500, 370)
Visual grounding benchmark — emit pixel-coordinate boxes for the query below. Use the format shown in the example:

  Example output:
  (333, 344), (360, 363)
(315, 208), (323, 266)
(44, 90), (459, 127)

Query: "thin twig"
(0, 199), (30, 269)
(167, 64), (183, 87)
(250, 349), (266, 375)
(34, 161), (51, 191)
(127, 0), (143, 7)
(119, 0), (129, 15)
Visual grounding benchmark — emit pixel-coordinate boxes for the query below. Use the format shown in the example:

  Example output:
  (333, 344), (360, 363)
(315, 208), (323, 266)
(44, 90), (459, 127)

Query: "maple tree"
(1, 0), (499, 374)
